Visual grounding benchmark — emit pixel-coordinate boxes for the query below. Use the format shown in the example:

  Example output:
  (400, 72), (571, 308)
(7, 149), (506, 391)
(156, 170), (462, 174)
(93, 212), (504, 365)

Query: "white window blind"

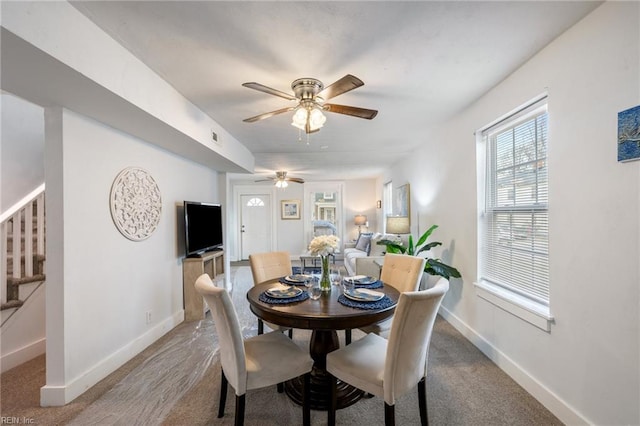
(480, 98), (549, 305)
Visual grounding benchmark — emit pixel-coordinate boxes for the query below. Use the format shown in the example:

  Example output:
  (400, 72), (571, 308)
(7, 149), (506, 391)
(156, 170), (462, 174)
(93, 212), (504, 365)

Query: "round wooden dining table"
(246, 281), (400, 410)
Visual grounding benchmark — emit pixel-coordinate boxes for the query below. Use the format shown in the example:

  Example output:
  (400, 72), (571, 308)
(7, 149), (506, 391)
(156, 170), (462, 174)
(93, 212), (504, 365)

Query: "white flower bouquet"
(308, 234), (340, 257)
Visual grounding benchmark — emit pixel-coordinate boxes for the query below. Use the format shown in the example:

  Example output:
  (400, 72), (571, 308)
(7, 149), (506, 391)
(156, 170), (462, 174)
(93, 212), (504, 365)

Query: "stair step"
(1, 300), (24, 311)
(7, 274), (45, 300)
(8, 274), (46, 286)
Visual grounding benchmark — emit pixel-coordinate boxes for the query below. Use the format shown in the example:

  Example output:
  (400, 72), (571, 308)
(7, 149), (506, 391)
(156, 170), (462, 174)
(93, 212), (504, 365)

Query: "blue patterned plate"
(266, 286), (303, 299)
(351, 275), (377, 285)
(285, 274), (312, 283)
(344, 288), (384, 302)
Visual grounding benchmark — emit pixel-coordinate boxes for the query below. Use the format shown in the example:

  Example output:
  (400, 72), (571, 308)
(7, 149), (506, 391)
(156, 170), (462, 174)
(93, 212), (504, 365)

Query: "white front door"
(240, 194), (271, 259)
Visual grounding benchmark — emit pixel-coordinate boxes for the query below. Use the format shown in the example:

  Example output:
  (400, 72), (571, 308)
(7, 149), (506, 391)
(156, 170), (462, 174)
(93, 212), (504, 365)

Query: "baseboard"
(1, 337), (46, 373)
(41, 310), (184, 406)
(438, 306), (590, 426)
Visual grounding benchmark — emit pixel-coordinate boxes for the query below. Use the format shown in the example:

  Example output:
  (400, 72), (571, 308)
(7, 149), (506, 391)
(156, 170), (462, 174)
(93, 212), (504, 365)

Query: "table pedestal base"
(285, 368), (363, 410)
(285, 329), (363, 410)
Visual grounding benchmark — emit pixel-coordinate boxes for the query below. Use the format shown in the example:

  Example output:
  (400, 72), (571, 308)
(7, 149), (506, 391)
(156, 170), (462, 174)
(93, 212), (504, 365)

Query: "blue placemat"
(337, 294), (395, 310)
(259, 290), (310, 305)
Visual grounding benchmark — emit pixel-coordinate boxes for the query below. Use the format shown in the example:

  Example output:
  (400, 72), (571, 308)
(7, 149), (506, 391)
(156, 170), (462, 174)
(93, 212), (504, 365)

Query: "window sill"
(474, 281), (554, 332)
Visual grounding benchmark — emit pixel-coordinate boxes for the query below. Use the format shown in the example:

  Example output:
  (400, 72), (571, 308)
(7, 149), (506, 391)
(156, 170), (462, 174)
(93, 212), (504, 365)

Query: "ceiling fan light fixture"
(291, 107), (308, 130)
(275, 179), (288, 188)
(291, 105), (326, 132)
(309, 107), (326, 129)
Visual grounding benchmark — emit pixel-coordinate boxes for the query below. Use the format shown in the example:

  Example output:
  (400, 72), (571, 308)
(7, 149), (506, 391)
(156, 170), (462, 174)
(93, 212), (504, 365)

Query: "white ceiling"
(70, 1), (600, 181)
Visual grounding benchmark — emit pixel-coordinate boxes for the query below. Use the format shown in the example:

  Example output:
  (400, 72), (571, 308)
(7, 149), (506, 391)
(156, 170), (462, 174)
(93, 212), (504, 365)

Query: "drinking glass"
(304, 276), (314, 291)
(331, 268), (342, 287)
(309, 277), (322, 300)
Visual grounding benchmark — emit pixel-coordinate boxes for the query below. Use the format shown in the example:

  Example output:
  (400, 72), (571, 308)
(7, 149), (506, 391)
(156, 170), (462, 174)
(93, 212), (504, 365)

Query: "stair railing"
(1, 183), (45, 305)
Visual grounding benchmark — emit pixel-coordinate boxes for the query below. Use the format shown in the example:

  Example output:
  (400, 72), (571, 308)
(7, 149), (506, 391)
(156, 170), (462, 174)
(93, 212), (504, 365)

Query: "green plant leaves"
(377, 224), (461, 280)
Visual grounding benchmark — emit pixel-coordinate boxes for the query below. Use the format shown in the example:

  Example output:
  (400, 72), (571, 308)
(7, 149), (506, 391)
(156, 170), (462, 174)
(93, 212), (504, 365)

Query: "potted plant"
(378, 225), (461, 280)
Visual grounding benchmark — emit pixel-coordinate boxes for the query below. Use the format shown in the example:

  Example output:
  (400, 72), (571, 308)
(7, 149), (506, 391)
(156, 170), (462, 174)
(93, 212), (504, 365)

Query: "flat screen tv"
(184, 201), (223, 257)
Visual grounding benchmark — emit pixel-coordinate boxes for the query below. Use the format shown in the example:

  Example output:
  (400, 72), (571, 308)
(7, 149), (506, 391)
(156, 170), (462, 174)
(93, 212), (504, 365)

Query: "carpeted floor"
(0, 266), (562, 425)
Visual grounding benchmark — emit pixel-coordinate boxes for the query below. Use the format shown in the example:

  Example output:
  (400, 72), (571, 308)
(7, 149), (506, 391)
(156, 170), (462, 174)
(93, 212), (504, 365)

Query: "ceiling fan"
(242, 74), (378, 134)
(256, 171), (305, 188)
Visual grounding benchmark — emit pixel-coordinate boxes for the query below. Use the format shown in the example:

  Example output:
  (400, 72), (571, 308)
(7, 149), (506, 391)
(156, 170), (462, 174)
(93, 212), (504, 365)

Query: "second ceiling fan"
(256, 171), (304, 188)
(242, 74), (378, 134)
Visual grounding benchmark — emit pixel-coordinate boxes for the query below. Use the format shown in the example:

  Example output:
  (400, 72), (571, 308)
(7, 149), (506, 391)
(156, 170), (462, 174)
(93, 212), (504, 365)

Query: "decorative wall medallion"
(110, 167), (162, 241)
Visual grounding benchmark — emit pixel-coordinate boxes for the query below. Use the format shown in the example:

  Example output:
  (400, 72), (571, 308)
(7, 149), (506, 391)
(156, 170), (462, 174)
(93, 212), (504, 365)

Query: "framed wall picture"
(618, 104), (640, 162)
(394, 183), (411, 218)
(281, 199), (301, 220)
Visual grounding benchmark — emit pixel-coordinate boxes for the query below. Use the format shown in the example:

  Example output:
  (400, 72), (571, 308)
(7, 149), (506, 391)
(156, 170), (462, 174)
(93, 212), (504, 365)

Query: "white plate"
(354, 276), (377, 285)
(266, 286), (303, 299)
(344, 288), (384, 302)
(284, 274), (312, 283)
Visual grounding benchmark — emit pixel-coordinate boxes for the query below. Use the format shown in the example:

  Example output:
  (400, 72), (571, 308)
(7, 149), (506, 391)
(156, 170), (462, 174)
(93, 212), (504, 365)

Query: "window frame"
(475, 94), (554, 331)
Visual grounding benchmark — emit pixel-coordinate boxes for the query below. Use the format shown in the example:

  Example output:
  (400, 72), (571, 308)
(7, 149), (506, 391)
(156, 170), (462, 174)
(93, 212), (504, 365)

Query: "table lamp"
(354, 214), (367, 235)
(386, 216), (410, 236)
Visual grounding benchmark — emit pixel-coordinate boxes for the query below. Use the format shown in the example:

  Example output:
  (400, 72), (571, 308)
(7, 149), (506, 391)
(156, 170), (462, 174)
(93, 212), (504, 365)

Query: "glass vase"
(320, 255), (331, 292)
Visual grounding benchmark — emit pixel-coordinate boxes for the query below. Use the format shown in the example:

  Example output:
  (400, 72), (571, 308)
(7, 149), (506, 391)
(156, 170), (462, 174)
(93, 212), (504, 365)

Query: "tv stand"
(183, 249), (224, 321)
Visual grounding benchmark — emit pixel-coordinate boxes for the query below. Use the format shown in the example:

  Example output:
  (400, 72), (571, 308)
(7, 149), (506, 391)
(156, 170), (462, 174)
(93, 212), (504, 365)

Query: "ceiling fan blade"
(285, 177), (305, 184)
(254, 178), (275, 182)
(242, 82), (296, 101)
(323, 103), (378, 120)
(243, 107), (296, 123)
(317, 74), (364, 101)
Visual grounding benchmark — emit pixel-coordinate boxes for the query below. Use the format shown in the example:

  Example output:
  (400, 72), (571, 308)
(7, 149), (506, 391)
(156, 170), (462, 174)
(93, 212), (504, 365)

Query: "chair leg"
(303, 373), (311, 426)
(288, 328), (293, 339)
(328, 374), (337, 426)
(234, 394), (246, 426)
(384, 402), (395, 426)
(418, 377), (429, 426)
(345, 329), (352, 345)
(218, 368), (228, 418)
(258, 319), (264, 335)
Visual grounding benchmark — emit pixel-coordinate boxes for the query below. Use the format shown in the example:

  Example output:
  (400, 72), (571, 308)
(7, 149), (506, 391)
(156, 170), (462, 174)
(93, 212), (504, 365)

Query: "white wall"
(0, 94), (44, 211)
(276, 183), (306, 256)
(41, 107), (220, 404)
(344, 179), (378, 241)
(389, 3), (639, 424)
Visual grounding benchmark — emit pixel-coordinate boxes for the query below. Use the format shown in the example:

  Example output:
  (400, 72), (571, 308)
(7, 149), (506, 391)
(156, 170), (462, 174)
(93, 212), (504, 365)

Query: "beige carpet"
(0, 266), (562, 425)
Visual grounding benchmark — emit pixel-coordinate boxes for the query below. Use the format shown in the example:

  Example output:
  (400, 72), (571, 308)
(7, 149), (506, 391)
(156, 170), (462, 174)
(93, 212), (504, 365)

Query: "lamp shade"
(386, 216), (410, 234)
(354, 215), (367, 226)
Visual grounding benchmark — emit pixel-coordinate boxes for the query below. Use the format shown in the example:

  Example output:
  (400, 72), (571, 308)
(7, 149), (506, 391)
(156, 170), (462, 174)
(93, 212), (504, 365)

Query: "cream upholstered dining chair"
(195, 273), (313, 426)
(354, 253), (427, 339)
(327, 277), (449, 426)
(249, 251), (294, 337)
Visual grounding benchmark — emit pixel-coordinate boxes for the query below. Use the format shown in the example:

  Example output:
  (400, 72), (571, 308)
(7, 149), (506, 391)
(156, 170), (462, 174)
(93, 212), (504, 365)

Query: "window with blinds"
(480, 98), (549, 305)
